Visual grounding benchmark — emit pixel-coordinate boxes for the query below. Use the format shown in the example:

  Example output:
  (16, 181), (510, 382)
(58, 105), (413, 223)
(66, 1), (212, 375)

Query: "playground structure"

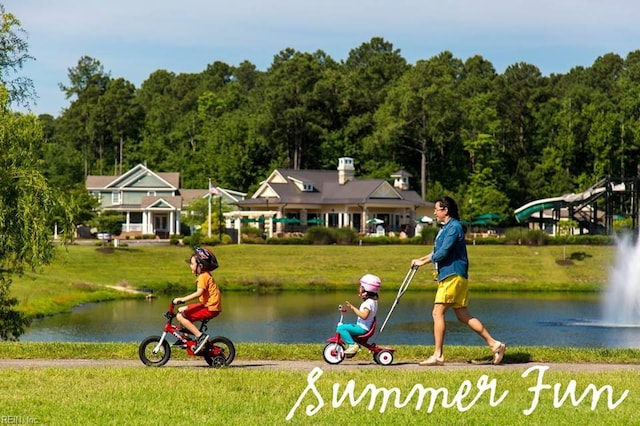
(514, 177), (640, 235)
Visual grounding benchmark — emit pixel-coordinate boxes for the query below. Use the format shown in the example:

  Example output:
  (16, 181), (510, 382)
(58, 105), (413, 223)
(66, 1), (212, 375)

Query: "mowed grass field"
(12, 243), (614, 317)
(1, 363), (637, 426)
(4, 243), (639, 425)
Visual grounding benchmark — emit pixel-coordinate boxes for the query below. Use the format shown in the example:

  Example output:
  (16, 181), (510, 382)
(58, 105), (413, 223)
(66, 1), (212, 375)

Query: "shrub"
(304, 226), (335, 244)
(333, 227), (358, 244)
(418, 226), (439, 244)
(266, 237), (310, 245)
(467, 237), (506, 245)
(553, 234), (615, 245)
(503, 228), (548, 245)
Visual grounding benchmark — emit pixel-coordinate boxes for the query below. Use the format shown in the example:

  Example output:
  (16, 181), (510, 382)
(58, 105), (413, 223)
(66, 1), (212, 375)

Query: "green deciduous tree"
(263, 48), (337, 170)
(0, 5), (34, 108)
(372, 51), (465, 198)
(98, 78), (143, 175)
(58, 56), (112, 176)
(0, 88), (71, 339)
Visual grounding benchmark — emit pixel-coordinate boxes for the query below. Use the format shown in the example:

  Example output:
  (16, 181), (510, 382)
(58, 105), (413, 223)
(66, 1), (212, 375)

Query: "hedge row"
(175, 227), (618, 247)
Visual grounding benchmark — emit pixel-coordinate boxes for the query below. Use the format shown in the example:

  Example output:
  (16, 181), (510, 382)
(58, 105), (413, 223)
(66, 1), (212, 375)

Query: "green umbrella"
(273, 217), (301, 224)
(473, 213), (501, 221)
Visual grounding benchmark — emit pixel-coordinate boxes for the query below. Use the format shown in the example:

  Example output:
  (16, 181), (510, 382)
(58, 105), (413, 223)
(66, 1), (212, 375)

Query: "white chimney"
(338, 157), (355, 185)
(391, 170), (411, 191)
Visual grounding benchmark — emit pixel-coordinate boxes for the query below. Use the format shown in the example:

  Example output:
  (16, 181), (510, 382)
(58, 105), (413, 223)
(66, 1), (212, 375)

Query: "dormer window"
(289, 176), (315, 192)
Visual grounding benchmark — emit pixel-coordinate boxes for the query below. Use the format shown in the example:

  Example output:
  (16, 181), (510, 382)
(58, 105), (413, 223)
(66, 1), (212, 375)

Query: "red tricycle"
(322, 305), (395, 365)
(138, 302), (235, 368)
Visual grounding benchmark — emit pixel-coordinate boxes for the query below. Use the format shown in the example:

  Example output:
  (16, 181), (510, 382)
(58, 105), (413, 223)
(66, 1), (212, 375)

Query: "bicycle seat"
(355, 317), (377, 344)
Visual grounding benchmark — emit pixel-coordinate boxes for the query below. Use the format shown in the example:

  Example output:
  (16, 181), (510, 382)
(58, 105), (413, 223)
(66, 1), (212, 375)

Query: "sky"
(9, 0), (640, 117)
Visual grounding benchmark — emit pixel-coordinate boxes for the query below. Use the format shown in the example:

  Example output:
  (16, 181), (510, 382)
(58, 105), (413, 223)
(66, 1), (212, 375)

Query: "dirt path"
(2, 358), (640, 372)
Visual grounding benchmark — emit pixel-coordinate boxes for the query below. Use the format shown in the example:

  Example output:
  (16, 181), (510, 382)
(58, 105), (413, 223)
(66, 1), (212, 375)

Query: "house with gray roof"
(235, 157), (431, 236)
(86, 164), (245, 238)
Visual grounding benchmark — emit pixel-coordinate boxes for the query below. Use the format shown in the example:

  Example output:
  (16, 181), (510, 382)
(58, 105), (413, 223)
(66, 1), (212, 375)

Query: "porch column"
(142, 211), (148, 235)
(235, 217), (242, 245)
(144, 211), (152, 235)
(169, 211), (175, 235)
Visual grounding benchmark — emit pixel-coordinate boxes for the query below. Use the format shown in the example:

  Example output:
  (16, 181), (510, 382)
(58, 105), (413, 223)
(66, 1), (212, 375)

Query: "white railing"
(122, 224), (143, 232)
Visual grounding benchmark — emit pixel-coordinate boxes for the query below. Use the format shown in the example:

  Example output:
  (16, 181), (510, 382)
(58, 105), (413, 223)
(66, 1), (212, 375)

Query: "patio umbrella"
(470, 219), (493, 226)
(366, 218), (384, 225)
(273, 217), (301, 224)
(306, 217), (324, 224)
(471, 213), (501, 226)
(416, 215), (434, 224)
(473, 213), (501, 221)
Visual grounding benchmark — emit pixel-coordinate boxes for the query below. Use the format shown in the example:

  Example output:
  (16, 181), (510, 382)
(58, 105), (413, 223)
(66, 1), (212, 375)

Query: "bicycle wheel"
(138, 336), (171, 367)
(204, 336), (235, 368)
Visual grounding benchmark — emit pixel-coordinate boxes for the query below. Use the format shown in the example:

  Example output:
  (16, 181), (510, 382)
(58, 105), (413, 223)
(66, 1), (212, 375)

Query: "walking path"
(2, 359), (640, 372)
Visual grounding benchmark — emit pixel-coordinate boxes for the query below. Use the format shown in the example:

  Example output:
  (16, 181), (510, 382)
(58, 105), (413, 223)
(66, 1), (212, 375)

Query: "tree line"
(2, 3), (639, 339)
(10, 11), (640, 222)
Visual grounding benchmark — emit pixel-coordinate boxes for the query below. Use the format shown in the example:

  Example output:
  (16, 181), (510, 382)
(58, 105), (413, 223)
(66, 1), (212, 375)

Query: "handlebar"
(164, 301), (185, 319)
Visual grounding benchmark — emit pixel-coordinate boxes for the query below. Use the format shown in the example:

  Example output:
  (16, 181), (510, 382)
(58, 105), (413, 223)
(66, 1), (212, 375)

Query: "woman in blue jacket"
(411, 196), (506, 366)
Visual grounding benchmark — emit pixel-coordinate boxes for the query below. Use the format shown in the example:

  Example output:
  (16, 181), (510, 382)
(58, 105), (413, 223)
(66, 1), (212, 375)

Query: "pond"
(20, 291), (640, 349)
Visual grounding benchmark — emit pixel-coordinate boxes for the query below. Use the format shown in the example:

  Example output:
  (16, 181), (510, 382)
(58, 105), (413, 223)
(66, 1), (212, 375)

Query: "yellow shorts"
(434, 275), (468, 308)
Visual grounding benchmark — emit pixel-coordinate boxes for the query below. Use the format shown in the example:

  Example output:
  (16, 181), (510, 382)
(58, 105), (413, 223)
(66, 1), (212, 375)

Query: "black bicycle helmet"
(193, 246), (219, 272)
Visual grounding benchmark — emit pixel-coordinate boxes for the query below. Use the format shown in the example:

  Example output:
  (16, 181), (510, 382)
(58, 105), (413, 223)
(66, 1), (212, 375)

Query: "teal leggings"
(336, 323), (367, 345)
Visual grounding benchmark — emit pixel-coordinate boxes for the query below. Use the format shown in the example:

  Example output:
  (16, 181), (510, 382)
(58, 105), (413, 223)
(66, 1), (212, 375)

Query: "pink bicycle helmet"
(360, 274), (381, 293)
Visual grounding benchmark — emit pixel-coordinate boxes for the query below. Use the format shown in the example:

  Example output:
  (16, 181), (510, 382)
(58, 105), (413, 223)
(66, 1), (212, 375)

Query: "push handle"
(378, 265), (419, 334)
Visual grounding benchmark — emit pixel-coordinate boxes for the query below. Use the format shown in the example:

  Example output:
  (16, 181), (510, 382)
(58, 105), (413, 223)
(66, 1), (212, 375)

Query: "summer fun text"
(286, 365), (629, 420)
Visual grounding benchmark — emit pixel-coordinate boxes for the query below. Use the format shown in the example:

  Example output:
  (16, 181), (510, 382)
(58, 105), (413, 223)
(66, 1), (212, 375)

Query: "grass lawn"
(1, 342), (639, 425)
(1, 365), (636, 425)
(11, 244), (614, 317)
(2, 243), (635, 425)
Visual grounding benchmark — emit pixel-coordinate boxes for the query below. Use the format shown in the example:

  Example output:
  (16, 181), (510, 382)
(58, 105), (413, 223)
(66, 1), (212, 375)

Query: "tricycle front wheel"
(322, 342), (344, 364)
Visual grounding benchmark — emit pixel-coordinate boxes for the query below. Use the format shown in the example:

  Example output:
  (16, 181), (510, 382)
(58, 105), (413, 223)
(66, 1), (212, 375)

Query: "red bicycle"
(322, 305), (395, 365)
(138, 302), (235, 368)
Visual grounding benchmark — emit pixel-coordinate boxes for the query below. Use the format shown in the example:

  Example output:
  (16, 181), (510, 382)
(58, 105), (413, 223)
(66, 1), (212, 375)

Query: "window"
(112, 192), (121, 205)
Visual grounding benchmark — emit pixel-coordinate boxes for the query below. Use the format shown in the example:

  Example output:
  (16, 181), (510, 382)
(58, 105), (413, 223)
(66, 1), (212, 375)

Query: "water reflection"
(21, 292), (640, 348)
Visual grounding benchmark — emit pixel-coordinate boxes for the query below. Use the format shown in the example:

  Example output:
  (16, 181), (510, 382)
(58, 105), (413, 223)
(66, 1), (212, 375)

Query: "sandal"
(418, 355), (444, 366)
(492, 342), (506, 365)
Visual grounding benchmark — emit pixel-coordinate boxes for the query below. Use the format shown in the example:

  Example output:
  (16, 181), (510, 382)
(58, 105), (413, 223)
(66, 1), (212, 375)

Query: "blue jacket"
(431, 218), (469, 280)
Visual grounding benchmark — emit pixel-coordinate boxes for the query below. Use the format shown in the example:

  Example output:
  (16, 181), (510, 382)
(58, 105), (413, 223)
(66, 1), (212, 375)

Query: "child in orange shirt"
(172, 246), (222, 354)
